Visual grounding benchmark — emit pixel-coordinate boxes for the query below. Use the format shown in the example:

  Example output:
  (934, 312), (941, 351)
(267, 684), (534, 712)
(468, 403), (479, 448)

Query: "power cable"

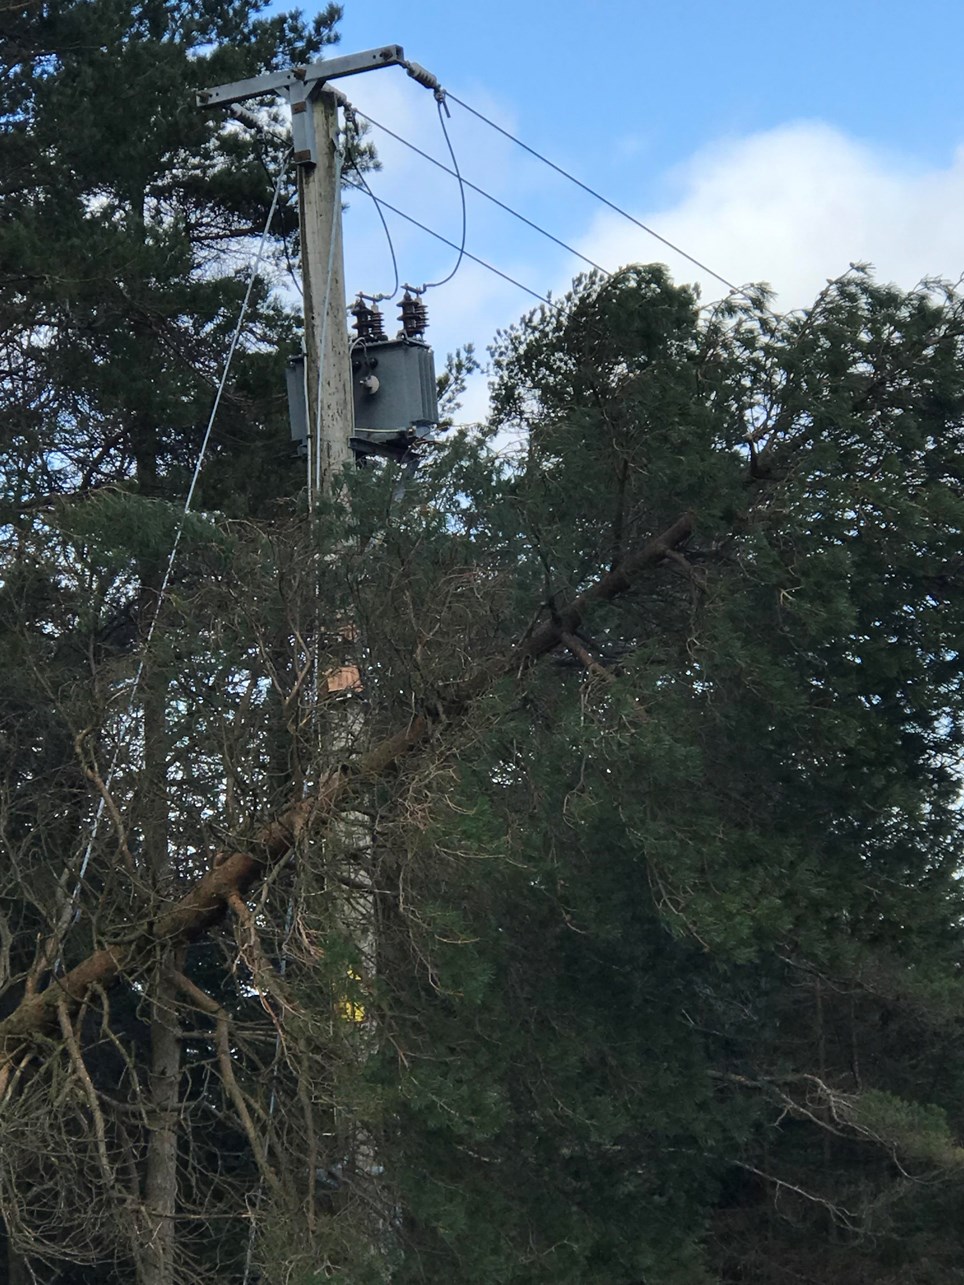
(444, 90), (741, 295)
(344, 115), (400, 302)
(351, 105), (610, 278)
(53, 150), (292, 962)
(410, 95), (467, 293)
(343, 179), (552, 306)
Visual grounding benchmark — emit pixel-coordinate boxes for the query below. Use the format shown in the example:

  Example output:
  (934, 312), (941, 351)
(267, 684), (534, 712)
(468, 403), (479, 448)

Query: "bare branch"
(0, 513), (693, 1070)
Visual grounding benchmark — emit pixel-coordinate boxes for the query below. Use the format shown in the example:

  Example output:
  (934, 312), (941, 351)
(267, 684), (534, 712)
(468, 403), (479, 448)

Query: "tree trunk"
(6, 1239), (31, 1285)
(136, 671), (180, 1285)
(134, 423), (180, 1285)
(140, 967), (181, 1285)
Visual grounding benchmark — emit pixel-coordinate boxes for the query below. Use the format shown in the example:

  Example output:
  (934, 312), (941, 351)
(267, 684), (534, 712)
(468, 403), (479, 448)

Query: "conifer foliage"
(2, 4), (964, 1282)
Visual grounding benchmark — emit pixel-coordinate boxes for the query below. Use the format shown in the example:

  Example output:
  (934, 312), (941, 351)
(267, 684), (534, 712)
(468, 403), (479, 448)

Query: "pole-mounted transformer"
(286, 293), (440, 466)
(349, 293), (439, 463)
(197, 42), (446, 479)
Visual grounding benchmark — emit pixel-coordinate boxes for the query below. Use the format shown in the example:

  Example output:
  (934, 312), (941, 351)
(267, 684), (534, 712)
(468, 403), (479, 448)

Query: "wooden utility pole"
(200, 47), (410, 1268)
(297, 87), (353, 497)
(199, 45), (413, 479)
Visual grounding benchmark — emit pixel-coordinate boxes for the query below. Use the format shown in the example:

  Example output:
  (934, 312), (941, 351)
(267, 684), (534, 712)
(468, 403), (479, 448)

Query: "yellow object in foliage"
(337, 968), (366, 1023)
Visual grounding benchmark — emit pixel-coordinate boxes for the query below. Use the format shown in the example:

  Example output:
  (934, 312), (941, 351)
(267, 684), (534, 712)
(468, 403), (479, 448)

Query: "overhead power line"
(413, 96), (468, 292)
(343, 179), (553, 306)
(444, 90), (741, 295)
(351, 105), (610, 278)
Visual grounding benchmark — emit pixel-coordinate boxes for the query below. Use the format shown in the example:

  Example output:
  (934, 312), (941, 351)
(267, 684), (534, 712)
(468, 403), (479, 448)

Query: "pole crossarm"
(196, 44), (405, 110)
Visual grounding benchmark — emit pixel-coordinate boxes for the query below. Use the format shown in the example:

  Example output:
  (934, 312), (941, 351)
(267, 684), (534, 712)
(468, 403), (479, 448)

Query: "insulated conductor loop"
(406, 93), (467, 294)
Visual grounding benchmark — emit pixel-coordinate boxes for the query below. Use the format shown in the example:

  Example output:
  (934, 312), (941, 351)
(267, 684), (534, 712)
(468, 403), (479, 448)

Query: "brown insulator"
(351, 296), (386, 342)
(398, 291), (428, 339)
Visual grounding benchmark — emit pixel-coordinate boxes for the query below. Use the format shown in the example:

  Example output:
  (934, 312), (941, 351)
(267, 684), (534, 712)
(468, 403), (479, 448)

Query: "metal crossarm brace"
(197, 45), (404, 111)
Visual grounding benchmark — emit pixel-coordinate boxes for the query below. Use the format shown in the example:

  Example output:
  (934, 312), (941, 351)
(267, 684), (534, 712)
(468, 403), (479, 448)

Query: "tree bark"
(134, 423), (180, 1285)
(5, 1239), (31, 1285)
(140, 968), (181, 1285)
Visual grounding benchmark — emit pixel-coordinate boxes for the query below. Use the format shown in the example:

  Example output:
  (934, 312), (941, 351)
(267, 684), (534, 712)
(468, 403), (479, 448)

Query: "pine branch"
(0, 513), (693, 1069)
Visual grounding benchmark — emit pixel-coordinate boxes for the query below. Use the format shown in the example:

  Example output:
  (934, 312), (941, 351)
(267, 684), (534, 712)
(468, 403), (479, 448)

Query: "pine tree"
(1, 2), (339, 1281)
(3, 12), (964, 1278)
(362, 266), (964, 1283)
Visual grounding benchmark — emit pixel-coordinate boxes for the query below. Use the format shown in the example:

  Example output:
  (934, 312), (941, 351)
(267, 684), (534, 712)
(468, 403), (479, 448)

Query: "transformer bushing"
(351, 296), (386, 343)
(398, 292), (428, 340)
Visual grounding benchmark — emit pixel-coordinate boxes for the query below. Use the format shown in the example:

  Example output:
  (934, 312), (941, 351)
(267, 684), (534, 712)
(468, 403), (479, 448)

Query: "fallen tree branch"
(172, 970), (284, 1199)
(0, 513), (693, 1069)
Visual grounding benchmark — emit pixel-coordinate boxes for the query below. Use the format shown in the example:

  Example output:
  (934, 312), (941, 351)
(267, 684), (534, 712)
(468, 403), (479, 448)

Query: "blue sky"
(289, 0), (964, 420)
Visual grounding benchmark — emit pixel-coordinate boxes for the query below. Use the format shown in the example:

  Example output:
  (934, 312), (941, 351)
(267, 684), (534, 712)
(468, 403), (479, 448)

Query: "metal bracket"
(197, 44), (404, 111)
(287, 82), (315, 165)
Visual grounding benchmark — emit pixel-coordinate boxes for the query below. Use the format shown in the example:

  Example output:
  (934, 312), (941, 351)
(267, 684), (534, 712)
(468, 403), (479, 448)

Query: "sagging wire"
(350, 103), (610, 278)
(52, 148), (293, 970)
(407, 88), (467, 295)
(343, 105), (400, 304)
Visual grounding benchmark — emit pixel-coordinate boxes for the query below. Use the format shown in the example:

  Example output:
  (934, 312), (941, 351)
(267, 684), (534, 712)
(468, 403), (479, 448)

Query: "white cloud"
(337, 102), (964, 430)
(577, 121), (964, 309)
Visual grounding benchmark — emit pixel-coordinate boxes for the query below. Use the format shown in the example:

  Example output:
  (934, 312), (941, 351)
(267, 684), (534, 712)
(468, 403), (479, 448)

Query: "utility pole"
(298, 87), (352, 498)
(200, 44), (407, 492)
(200, 44), (429, 1275)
